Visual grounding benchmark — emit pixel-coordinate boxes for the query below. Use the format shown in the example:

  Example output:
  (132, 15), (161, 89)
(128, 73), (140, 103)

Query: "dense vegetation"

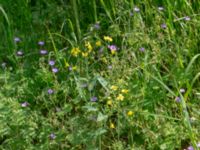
(0, 0), (200, 149)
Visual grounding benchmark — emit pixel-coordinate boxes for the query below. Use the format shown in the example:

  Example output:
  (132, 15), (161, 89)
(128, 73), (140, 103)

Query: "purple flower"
(49, 60), (55, 66)
(161, 23), (167, 29)
(94, 23), (100, 30)
(139, 47), (145, 52)
(180, 88), (186, 93)
(108, 45), (117, 51)
(158, 7), (164, 11)
(187, 146), (194, 150)
(38, 41), (45, 46)
(49, 133), (56, 140)
(52, 67), (59, 73)
(40, 50), (48, 55)
(21, 102), (29, 107)
(134, 7), (140, 12)
(90, 96), (98, 102)
(48, 89), (54, 94)
(184, 16), (191, 21)
(16, 50), (24, 56)
(14, 37), (21, 43)
(175, 97), (181, 102)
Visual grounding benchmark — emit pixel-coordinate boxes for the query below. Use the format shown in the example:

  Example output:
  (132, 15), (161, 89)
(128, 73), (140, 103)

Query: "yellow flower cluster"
(71, 47), (81, 57)
(104, 36), (113, 42)
(85, 42), (93, 52)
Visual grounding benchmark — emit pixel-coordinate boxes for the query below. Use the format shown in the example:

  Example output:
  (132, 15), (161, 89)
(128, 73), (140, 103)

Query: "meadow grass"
(0, 0), (200, 149)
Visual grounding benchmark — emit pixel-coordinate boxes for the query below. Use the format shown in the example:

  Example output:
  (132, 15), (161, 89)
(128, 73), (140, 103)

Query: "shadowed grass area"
(0, 0), (200, 149)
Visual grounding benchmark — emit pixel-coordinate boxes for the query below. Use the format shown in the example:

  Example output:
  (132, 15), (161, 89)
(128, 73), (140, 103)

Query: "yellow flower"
(116, 94), (124, 101)
(95, 41), (102, 46)
(85, 42), (93, 52)
(107, 100), (112, 106)
(121, 89), (129, 94)
(104, 36), (113, 42)
(110, 85), (118, 91)
(71, 47), (81, 57)
(127, 110), (133, 116)
(65, 61), (70, 68)
(82, 52), (88, 57)
(110, 122), (115, 129)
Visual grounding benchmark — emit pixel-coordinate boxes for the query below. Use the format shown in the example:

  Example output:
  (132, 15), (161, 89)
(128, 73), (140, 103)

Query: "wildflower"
(187, 146), (194, 150)
(180, 88), (185, 93)
(94, 23), (100, 30)
(175, 97), (181, 102)
(82, 52), (88, 57)
(121, 89), (129, 94)
(71, 47), (81, 57)
(96, 41), (102, 46)
(161, 23), (167, 29)
(139, 47), (145, 52)
(14, 37), (21, 43)
(127, 110), (133, 116)
(52, 67), (59, 73)
(184, 16), (191, 21)
(40, 50), (48, 55)
(108, 45), (118, 55)
(90, 96), (98, 102)
(116, 94), (124, 101)
(49, 60), (55, 66)
(48, 89), (54, 94)
(85, 42), (93, 52)
(158, 6), (164, 11)
(110, 85), (118, 91)
(103, 36), (113, 42)
(38, 41), (45, 46)
(16, 50), (24, 56)
(21, 102), (29, 107)
(134, 7), (140, 12)
(68, 66), (73, 71)
(49, 133), (56, 140)
(110, 122), (115, 129)
(107, 100), (112, 106)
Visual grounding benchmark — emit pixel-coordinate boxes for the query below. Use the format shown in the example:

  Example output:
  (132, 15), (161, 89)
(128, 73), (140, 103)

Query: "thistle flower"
(49, 133), (56, 140)
(175, 97), (181, 102)
(139, 47), (145, 52)
(49, 60), (55, 66)
(108, 45), (118, 54)
(90, 96), (98, 102)
(40, 50), (48, 55)
(161, 23), (167, 29)
(48, 89), (54, 94)
(14, 37), (21, 43)
(52, 68), (59, 73)
(38, 41), (45, 46)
